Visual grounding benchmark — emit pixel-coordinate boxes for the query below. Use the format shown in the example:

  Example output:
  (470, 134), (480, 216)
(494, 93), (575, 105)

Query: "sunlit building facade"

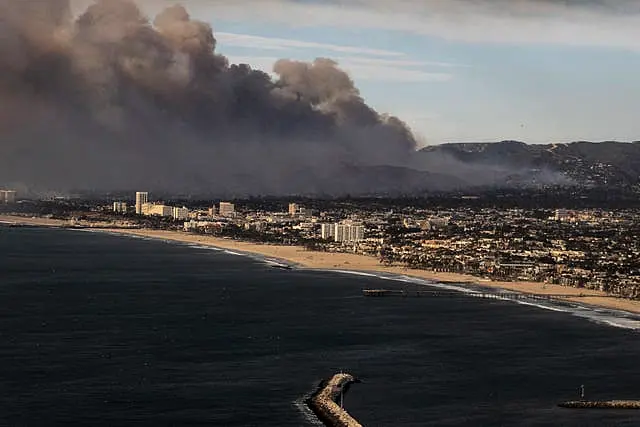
(135, 192), (148, 214)
(219, 202), (235, 216)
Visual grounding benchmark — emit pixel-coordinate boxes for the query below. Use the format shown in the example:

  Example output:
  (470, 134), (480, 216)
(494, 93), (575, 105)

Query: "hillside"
(413, 140), (640, 189)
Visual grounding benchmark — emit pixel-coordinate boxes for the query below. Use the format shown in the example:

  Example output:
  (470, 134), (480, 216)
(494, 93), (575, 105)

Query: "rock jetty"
(559, 400), (640, 409)
(307, 373), (362, 427)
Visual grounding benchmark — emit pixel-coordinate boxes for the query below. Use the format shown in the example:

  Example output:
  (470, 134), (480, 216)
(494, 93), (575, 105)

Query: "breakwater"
(559, 400), (640, 409)
(362, 289), (616, 301)
(306, 373), (362, 427)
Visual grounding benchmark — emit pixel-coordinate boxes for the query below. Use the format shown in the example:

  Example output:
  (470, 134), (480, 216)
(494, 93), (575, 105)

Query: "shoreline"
(2, 214), (640, 315)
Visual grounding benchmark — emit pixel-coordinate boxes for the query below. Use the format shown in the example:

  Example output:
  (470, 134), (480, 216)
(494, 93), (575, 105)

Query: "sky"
(126, 0), (640, 146)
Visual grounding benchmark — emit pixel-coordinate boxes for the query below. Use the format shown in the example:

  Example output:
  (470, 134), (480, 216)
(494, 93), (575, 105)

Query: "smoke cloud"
(0, 0), (419, 196)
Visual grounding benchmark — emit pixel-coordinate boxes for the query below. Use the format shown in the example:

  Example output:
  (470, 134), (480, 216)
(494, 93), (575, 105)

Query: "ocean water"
(1, 227), (639, 426)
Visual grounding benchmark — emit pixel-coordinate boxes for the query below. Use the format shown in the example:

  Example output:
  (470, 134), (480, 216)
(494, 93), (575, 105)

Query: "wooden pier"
(362, 289), (616, 301)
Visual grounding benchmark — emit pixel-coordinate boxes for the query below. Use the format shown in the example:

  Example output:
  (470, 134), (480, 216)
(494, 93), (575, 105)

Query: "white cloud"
(338, 63), (451, 82)
(225, 54), (453, 83)
(335, 56), (464, 68)
(167, 0), (640, 51)
(217, 32), (461, 82)
(215, 32), (403, 57)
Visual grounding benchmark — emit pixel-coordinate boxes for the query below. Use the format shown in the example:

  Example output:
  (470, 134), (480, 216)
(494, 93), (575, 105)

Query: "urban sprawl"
(2, 189), (640, 301)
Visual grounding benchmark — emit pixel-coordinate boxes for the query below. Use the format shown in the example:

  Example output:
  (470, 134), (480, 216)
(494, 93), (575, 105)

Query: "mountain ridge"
(412, 140), (640, 189)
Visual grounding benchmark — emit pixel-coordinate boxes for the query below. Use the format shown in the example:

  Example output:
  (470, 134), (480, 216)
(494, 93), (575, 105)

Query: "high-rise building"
(334, 224), (347, 242)
(113, 202), (127, 213)
(0, 190), (17, 204)
(219, 202), (235, 216)
(321, 223), (335, 240)
(288, 203), (298, 216)
(351, 224), (365, 242)
(135, 192), (148, 214)
(208, 206), (217, 217)
(334, 223), (365, 243)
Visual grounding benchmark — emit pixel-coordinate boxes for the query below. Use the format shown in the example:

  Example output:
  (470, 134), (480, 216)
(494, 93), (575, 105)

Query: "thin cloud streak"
(193, 0), (640, 50)
(342, 56), (465, 68)
(216, 32), (404, 57)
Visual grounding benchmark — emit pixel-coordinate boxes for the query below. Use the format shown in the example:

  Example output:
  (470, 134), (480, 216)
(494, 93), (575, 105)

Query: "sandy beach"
(0, 214), (72, 227)
(3, 214), (640, 314)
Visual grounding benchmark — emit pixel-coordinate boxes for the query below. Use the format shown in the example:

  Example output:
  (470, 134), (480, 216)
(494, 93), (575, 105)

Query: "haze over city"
(2, 3), (640, 423)
(3, 0), (640, 195)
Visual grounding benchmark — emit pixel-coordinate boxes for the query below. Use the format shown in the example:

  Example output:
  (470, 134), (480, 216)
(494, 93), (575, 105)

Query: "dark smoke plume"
(0, 0), (419, 195)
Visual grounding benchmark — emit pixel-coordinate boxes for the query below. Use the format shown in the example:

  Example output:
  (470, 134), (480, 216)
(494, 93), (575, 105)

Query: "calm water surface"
(1, 227), (639, 426)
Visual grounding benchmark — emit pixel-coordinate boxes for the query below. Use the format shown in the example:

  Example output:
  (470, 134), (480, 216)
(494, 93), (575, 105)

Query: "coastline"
(0, 215), (72, 227)
(2, 214), (640, 315)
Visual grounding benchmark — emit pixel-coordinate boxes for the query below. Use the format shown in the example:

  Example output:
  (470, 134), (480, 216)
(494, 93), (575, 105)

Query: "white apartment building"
(288, 203), (298, 216)
(0, 190), (16, 204)
(334, 224), (348, 242)
(335, 223), (365, 243)
(219, 202), (235, 216)
(325, 222), (365, 243)
(321, 223), (335, 240)
(113, 202), (127, 213)
(135, 192), (148, 214)
(172, 207), (189, 220)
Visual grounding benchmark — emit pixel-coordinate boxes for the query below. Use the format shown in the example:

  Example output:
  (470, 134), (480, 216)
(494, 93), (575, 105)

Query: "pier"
(362, 289), (616, 301)
(306, 373), (362, 427)
(558, 400), (640, 409)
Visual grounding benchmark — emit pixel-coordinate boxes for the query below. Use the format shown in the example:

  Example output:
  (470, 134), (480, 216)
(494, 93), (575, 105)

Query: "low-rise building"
(143, 204), (173, 217)
(113, 201), (127, 213)
(219, 202), (235, 216)
(173, 207), (189, 220)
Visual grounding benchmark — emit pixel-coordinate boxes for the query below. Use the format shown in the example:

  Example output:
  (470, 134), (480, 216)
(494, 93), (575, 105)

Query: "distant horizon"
(424, 139), (640, 147)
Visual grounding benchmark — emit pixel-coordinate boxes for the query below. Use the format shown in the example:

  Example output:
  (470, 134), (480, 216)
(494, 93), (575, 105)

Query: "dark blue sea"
(1, 227), (639, 426)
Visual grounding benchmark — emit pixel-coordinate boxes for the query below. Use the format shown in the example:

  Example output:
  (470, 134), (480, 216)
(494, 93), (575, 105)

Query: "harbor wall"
(559, 400), (640, 409)
(307, 373), (363, 427)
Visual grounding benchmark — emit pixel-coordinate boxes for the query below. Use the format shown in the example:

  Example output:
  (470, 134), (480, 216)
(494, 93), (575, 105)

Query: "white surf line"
(293, 395), (325, 427)
(324, 268), (640, 331)
(68, 230), (640, 331)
